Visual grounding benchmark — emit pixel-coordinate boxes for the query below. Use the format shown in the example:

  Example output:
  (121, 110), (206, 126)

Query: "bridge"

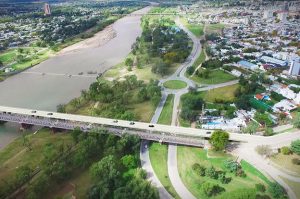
(0, 106), (262, 146)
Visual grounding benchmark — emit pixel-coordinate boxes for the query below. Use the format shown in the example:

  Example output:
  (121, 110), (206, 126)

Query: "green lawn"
(191, 69), (237, 85)
(0, 49), (17, 64)
(206, 23), (225, 34)
(192, 49), (206, 69)
(181, 18), (204, 37)
(198, 84), (239, 103)
(177, 146), (272, 199)
(149, 143), (180, 199)
(163, 80), (187, 89)
(158, 94), (174, 125)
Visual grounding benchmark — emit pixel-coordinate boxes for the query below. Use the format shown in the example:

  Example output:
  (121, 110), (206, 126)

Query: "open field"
(206, 23), (225, 34)
(149, 143), (180, 199)
(191, 69), (237, 85)
(180, 18), (204, 37)
(270, 153), (300, 176)
(163, 80), (187, 90)
(158, 94), (174, 125)
(198, 84), (239, 103)
(177, 146), (272, 199)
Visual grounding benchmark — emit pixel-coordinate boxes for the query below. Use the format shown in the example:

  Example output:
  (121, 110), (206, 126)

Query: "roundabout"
(163, 80), (187, 90)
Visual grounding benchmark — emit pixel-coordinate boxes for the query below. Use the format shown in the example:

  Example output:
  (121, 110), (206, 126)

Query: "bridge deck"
(0, 106), (264, 143)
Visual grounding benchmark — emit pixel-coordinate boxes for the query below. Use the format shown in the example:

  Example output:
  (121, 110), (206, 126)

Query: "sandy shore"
(59, 25), (117, 55)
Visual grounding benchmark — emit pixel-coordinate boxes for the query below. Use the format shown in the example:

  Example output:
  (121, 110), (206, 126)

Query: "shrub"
(224, 160), (239, 173)
(280, 146), (291, 155)
(192, 163), (206, 176)
(255, 183), (266, 192)
(201, 182), (224, 197)
(218, 172), (231, 184)
(291, 139), (300, 155)
(292, 158), (300, 165)
(206, 166), (218, 179)
(236, 168), (246, 178)
(256, 145), (273, 157)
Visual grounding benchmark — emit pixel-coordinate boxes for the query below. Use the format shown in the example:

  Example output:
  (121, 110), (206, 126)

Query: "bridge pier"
(20, 123), (33, 129)
(0, 120), (7, 125)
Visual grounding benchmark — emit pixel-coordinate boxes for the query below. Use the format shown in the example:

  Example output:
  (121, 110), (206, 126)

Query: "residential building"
(289, 61), (300, 76)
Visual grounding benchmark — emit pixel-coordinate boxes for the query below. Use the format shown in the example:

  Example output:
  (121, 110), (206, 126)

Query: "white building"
(263, 10), (273, 19)
(289, 61), (300, 76)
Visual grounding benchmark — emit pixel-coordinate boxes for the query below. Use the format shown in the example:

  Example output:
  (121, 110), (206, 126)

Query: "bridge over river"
(0, 106), (264, 147)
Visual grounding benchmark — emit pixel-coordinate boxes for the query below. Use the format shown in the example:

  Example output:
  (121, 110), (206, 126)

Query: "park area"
(163, 80), (187, 90)
(180, 18), (204, 37)
(199, 84), (239, 103)
(177, 146), (274, 199)
(190, 69), (237, 85)
(0, 47), (52, 72)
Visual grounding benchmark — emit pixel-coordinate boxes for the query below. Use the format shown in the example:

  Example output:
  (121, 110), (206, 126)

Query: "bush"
(256, 145), (273, 157)
(255, 183), (266, 192)
(291, 139), (300, 155)
(201, 182), (224, 197)
(224, 160), (239, 173)
(280, 146), (291, 155)
(236, 168), (246, 178)
(292, 158), (300, 165)
(192, 163), (206, 176)
(206, 166), (218, 179)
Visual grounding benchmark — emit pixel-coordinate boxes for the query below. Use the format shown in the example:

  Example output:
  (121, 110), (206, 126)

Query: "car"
(47, 113), (53, 115)
(113, 120), (118, 123)
(145, 144), (148, 149)
(206, 131), (211, 134)
(149, 124), (154, 127)
(31, 110), (37, 113)
(129, 121), (135, 125)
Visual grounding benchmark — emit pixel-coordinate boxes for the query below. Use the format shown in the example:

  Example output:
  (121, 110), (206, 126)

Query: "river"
(0, 6), (151, 149)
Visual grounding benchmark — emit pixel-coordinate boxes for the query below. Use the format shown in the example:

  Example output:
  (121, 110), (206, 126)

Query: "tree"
(264, 127), (274, 136)
(209, 130), (229, 151)
(269, 182), (286, 199)
(192, 163), (206, 176)
(0, 60), (3, 67)
(90, 155), (119, 187)
(71, 127), (82, 143)
(125, 58), (133, 67)
(121, 155), (137, 169)
(201, 182), (224, 197)
(292, 112), (300, 128)
(242, 121), (259, 134)
(291, 139), (300, 155)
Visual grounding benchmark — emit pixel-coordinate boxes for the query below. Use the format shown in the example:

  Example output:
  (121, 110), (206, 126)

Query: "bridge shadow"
(226, 141), (240, 152)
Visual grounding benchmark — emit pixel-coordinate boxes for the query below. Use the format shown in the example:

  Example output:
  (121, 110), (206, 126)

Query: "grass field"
(163, 80), (187, 90)
(270, 153), (300, 176)
(191, 69), (237, 85)
(158, 94), (174, 125)
(177, 146), (272, 199)
(206, 23), (225, 34)
(191, 49), (206, 69)
(149, 143), (180, 199)
(180, 18), (204, 37)
(0, 49), (17, 64)
(0, 129), (73, 188)
(198, 84), (239, 103)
